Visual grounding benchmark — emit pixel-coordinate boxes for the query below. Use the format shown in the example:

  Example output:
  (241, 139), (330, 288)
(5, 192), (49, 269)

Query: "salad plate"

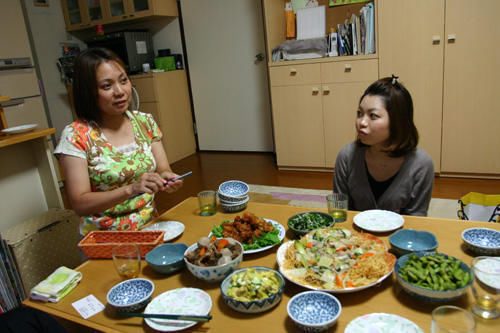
(353, 209), (405, 233)
(144, 288), (212, 332)
(345, 313), (423, 333)
(276, 241), (394, 294)
(143, 221), (185, 242)
(210, 218), (285, 254)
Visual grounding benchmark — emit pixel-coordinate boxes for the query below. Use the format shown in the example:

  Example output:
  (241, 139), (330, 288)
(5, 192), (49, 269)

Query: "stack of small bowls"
(217, 180), (249, 213)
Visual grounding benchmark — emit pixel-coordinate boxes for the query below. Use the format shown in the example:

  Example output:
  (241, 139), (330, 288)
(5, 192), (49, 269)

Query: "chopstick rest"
(119, 312), (212, 322)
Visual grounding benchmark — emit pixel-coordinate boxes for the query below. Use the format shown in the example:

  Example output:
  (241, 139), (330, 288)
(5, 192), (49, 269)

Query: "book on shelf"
(0, 234), (25, 312)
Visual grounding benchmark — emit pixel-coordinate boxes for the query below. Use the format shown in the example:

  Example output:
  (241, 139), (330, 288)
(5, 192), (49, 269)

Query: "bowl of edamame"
(395, 252), (472, 302)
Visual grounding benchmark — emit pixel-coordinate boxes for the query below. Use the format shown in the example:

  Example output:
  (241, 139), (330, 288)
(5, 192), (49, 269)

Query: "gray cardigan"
(333, 142), (434, 216)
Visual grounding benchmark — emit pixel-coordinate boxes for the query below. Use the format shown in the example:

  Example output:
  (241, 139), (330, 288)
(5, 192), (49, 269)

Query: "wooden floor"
(154, 152), (500, 215)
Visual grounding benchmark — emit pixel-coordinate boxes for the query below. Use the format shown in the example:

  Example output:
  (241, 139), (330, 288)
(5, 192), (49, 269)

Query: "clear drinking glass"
(431, 305), (476, 333)
(326, 193), (348, 222)
(198, 190), (217, 216)
(112, 243), (141, 280)
(471, 256), (500, 319)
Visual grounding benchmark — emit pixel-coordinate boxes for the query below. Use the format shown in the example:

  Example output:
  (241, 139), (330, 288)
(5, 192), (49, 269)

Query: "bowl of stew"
(287, 211), (335, 238)
(184, 237), (243, 283)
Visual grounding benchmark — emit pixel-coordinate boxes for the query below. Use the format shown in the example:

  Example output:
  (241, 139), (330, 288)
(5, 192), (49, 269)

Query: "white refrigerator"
(0, 0), (50, 130)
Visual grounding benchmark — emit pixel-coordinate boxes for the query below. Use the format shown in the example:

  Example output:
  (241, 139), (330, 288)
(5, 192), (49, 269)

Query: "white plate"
(143, 221), (185, 242)
(209, 218), (285, 254)
(345, 313), (423, 333)
(144, 288), (212, 332)
(1, 123), (38, 134)
(276, 241), (393, 294)
(353, 210), (405, 233)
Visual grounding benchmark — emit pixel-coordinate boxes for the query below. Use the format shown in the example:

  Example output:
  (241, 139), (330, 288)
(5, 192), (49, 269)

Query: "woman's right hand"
(129, 172), (167, 196)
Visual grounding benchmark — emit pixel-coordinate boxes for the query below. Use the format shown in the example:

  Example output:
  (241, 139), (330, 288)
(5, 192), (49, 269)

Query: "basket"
(78, 231), (164, 259)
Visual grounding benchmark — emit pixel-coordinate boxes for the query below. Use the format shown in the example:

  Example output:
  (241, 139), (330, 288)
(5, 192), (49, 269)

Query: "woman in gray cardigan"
(333, 76), (434, 216)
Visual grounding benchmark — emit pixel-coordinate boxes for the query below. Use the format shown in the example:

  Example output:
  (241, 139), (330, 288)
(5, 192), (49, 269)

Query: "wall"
(22, 0), (85, 139)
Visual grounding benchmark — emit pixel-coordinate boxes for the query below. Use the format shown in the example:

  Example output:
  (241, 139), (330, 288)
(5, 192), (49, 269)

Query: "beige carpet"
(248, 184), (459, 220)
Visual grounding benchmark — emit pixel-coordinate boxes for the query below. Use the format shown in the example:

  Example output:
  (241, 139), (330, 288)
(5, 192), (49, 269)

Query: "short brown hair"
(72, 48), (127, 123)
(357, 76), (419, 157)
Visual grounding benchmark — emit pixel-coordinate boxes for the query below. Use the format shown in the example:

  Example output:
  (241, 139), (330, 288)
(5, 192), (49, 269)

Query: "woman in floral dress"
(55, 48), (183, 235)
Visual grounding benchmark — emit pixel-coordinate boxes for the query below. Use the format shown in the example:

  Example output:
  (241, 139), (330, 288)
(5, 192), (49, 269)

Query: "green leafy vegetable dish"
(211, 212), (283, 252)
(287, 211), (334, 236)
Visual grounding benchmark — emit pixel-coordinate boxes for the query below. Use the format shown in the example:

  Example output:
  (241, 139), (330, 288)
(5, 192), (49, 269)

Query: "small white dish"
(143, 221), (185, 242)
(144, 288), (212, 332)
(1, 123), (38, 134)
(353, 209), (405, 233)
(345, 313), (423, 333)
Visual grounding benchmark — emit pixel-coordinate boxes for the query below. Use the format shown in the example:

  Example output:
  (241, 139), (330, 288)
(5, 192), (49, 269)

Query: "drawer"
(131, 76), (156, 103)
(321, 59), (378, 83)
(269, 64), (321, 87)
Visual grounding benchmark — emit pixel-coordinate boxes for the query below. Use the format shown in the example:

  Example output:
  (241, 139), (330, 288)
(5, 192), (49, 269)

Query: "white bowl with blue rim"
(106, 278), (154, 312)
(461, 227), (500, 256)
(220, 266), (285, 313)
(183, 239), (243, 283)
(287, 291), (342, 332)
(389, 229), (438, 257)
(220, 196), (249, 213)
(218, 180), (249, 200)
(395, 252), (472, 303)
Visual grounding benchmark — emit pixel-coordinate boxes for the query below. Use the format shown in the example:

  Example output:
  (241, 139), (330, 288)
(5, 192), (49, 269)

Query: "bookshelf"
(262, 0), (378, 171)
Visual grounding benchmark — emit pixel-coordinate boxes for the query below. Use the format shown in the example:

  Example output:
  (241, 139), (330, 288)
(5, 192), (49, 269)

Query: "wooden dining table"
(23, 197), (500, 332)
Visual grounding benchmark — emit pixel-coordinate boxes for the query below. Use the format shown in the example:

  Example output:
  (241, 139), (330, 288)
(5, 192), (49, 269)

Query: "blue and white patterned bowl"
(220, 196), (249, 213)
(220, 266), (285, 313)
(218, 190), (248, 203)
(183, 239), (243, 283)
(145, 243), (188, 275)
(461, 228), (500, 256)
(218, 180), (249, 199)
(106, 278), (154, 312)
(389, 229), (438, 257)
(395, 252), (472, 303)
(287, 291), (342, 332)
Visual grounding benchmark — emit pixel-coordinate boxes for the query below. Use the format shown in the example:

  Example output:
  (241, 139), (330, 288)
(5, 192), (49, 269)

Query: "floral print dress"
(55, 110), (162, 235)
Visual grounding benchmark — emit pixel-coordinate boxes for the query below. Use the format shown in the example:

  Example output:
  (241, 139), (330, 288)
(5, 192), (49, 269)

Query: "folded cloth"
(30, 266), (82, 303)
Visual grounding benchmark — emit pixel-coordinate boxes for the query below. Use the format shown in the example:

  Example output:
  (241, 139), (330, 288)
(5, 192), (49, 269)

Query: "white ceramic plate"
(144, 288), (212, 332)
(276, 241), (394, 294)
(143, 221), (185, 242)
(1, 123), (38, 134)
(209, 218), (285, 254)
(353, 210), (405, 233)
(345, 313), (423, 333)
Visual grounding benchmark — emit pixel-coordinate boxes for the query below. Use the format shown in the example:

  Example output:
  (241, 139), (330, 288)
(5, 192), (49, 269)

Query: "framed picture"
(33, 0), (49, 7)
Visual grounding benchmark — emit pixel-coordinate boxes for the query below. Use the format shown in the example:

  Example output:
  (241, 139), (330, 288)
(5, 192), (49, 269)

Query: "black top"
(366, 163), (399, 202)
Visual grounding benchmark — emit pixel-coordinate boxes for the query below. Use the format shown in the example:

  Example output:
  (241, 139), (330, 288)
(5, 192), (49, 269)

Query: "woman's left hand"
(160, 171), (183, 193)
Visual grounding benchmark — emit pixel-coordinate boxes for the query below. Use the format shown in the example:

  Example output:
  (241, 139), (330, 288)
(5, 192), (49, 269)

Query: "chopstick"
(119, 313), (212, 322)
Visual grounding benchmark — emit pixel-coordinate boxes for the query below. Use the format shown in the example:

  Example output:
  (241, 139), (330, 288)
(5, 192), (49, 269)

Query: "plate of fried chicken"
(210, 212), (285, 254)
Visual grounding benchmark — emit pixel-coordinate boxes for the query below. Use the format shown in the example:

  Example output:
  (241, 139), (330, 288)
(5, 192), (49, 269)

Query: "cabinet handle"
(312, 87), (319, 94)
(432, 35), (441, 44)
(447, 34), (456, 42)
(323, 86), (330, 94)
(290, 68), (297, 75)
(344, 64), (352, 72)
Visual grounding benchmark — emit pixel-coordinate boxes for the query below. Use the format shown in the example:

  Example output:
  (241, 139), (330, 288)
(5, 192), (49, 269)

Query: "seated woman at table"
(55, 48), (183, 235)
(333, 75), (434, 216)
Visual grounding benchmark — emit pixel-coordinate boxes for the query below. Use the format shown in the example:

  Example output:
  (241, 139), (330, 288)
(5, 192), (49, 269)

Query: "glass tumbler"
(112, 243), (141, 280)
(326, 193), (348, 222)
(198, 190), (217, 216)
(431, 305), (476, 333)
(471, 256), (500, 319)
